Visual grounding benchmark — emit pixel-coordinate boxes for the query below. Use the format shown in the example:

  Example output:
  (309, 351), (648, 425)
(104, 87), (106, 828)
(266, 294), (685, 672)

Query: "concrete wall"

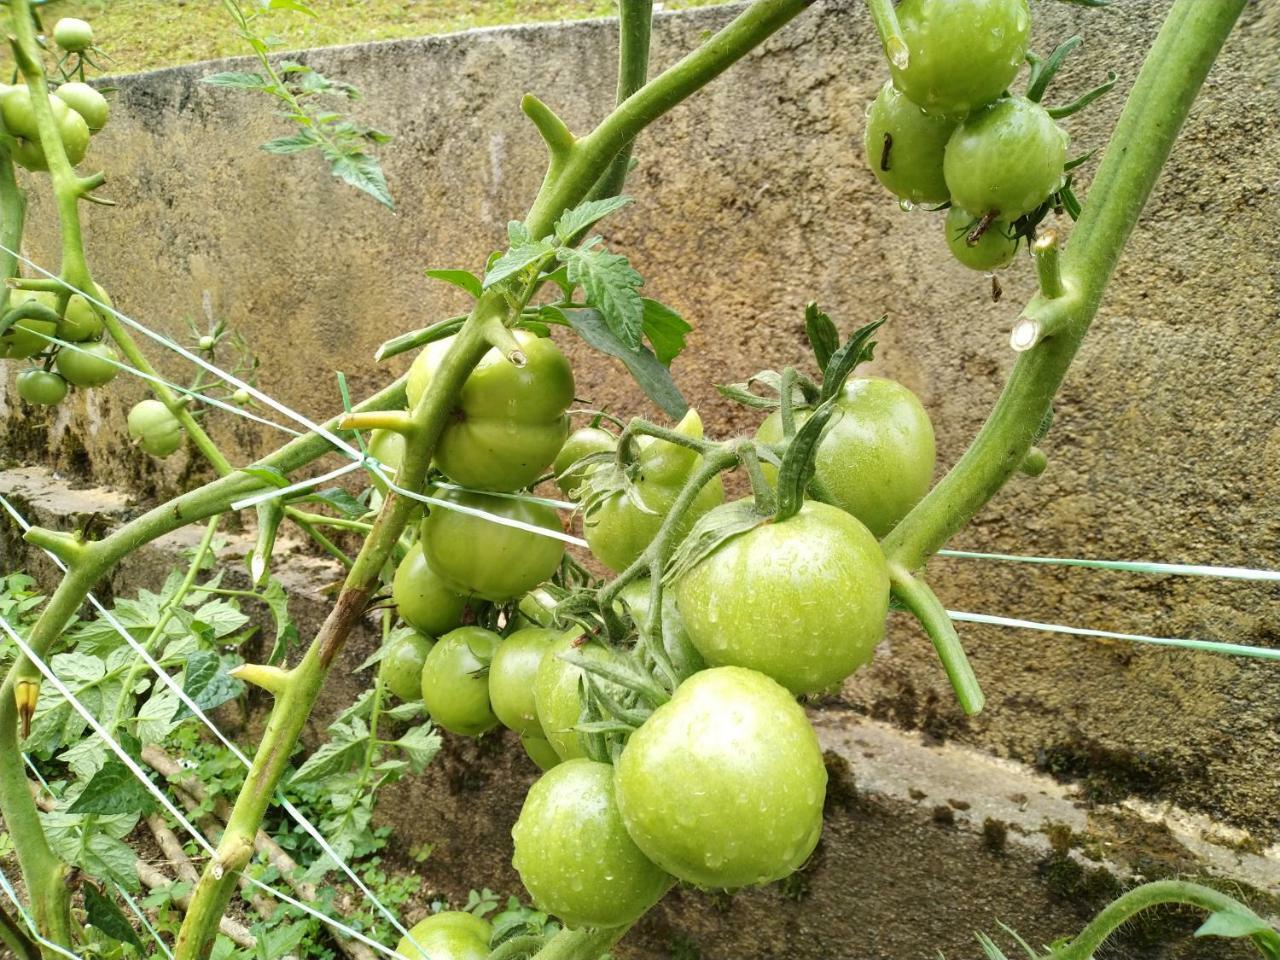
(2, 0), (1278, 956)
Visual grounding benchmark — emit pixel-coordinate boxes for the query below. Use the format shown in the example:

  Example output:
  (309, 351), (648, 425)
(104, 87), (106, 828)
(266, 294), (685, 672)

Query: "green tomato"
(553, 426), (615, 498)
(394, 912), (491, 960)
(863, 81), (956, 205)
(420, 627), (500, 736)
(0, 87), (68, 140)
(379, 629), (434, 702)
(889, 0), (1030, 119)
(0, 315), (57, 359)
(422, 488), (565, 602)
(15, 369), (68, 406)
(615, 579), (705, 682)
(520, 733), (560, 771)
(513, 759), (671, 928)
(675, 500), (889, 695)
(367, 427), (405, 475)
(944, 97), (1069, 220)
(54, 82), (108, 132)
(945, 206), (1019, 271)
(6, 93), (90, 171)
(584, 409), (725, 574)
(756, 376), (935, 538)
(53, 18), (94, 53)
(231, 388), (251, 406)
(392, 541), (468, 636)
(615, 666), (827, 889)
(55, 340), (118, 387)
(406, 330), (574, 491)
(488, 627), (559, 736)
(59, 283), (111, 342)
(127, 399), (184, 458)
(532, 634), (613, 762)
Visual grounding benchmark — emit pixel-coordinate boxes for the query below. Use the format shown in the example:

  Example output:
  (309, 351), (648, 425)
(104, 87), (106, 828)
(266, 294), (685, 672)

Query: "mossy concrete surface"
(1, 0), (1278, 954)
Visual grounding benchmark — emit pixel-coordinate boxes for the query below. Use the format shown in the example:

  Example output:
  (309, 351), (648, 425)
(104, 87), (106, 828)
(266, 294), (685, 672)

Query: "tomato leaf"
(173, 651), (245, 721)
(1195, 908), (1278, 942)
(260, 129), (321, 155)
(424, 268), (483, 299)
(640, 298), (692, 366)
(305, 486), (366, 518)
(326, 151), (394, 211)
(200, 71), (273, 91)
(68, 760), (157, 816)
(804, 302), (839, 371)
(554, 196), (634, 244)
(484, 240), (555, 289)
(82, 883), (143, 950)
(392, 723), (442, 774)
(549, 306), (688, 419)
(239, 464), (290, 488)
(663, 499), (771, 587)
(557, 244), (644, 348)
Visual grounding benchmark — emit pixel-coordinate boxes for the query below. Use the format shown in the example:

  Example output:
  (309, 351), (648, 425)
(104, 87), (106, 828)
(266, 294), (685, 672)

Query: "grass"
(35, 0), (731, 75)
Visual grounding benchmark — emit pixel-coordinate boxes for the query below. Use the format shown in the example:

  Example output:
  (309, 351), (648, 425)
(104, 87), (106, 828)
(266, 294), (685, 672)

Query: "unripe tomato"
(616, 579), (705, 681)
(127, 400), (184, 458)
(0, 87), (67, 140)
(513, 759), (671, 928)
(532, 634), (611, 761)
(863, 81), (956, 205)
(889, 0), (1030, 119)
(55, 340), (118, 387)
(197, 334), (216, 351)
(367, 428), (405, 474)
(420, 627), (500, 736)
(391, 542), (468, 636)
(3, 91), (90, 170)
(54, 82), (108, 132)
(53, 18), (94, 53)
(59, 283), (111, 342)
(15, 369), (68, 406)
(944, 98), (1069, 220)
(406, 330), (574, 491)
(584, 409), (725, 574)
(394, 911), (491, 960)
(422, 488), (565, 602)
(756, 377), (935, 538)
(675, 500), (889, 695)
(379, 629), (434, 702)
(945, 206), (1019, 271)
(616, 667), (827, 889)
(231, 388), (251, 406)
(553, 426), (615, 498)
(0, 293), (57, 358)
(488, 627), (559, 736)
(520, 733), (560, 771)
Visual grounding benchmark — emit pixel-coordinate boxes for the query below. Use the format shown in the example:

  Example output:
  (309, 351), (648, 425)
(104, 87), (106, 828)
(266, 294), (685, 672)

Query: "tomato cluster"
(862, 0), (1071, 272)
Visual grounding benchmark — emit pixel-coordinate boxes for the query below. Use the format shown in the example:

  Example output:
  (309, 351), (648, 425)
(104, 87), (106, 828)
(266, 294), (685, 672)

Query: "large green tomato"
(4, 92), (91, 171)
(532, 633), (611, 762)
(406, 330), (574, 491)
(520, 733), (560, 771)
(945, 206), (1018, 271)
(391, 542), (468, 636)
(127, 400), (185, 458)
(944, 98), (1069, 220)
(379, 629), (434, 702)
(59, 283), (111, 342)
(675, 500), (889, 694)
(394, 911), (491, 960)
(0, 309), (57, 360)
(512, 759), (670, 928)
(488, 627), (559, 736)
(55, 340), (118, 387)
(615, 579), (704, 682)
(422, 488), (564, 602)
(615, 667), (827, 889)
(889, 0), (1030, 119)
(1, 87), (69, 140)
(863, 81), (956, 205)
(54, 82), (108, 132)
(756, 376), (935, 538)
(420, 627), (500, 736)
(15, 369), (68, 406)
(584, 409), (725, 574)
(553, 426), (615, 498)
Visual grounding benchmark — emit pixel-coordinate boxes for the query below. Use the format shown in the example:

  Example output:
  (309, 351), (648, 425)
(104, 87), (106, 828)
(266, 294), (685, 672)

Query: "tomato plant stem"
(586, 0), (654, 205)
(888, 565), (983, 714)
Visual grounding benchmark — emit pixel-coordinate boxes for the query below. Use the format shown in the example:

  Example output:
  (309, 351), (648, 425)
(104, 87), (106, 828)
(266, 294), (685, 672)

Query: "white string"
(937, 549), (1280, 583)
(0, 494), (428, 955)
(230, 460), (365, 511)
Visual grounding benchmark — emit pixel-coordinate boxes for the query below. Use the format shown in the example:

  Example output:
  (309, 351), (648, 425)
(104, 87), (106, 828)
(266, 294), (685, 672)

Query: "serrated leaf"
(58, 735), (109, 782)
(72, 831), (139, 890)
(173, 651), (244, 720)
(551, 307), (687, 419)
(507, 220), (532, 247)
(424, 269), (483, 299)
(261, 129), (321, 155)
(190, 600), (250, 638)
(83, 883), (144, 949)
(290, 734), (367, 785)
(69, 761), (157, 816)
(393, 724), (442, 774)
(328, 151), (394, 210)
(558, 246), (644, 348)
(136, 687), (181, 744)
(305, 486), (366, 519)
(641, 298), (691, 366)
(805, 302), (839, 371)
(554, 196), (633, 244)
(382, 700), (427, 723)
(664, 500), (771, 586)
(484, 240), (554, 289)
(201, 71), (273, 91)
(1195, 909), (1274, 940)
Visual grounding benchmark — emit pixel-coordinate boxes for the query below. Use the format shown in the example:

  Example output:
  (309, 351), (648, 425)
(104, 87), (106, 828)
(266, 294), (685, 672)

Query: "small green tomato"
(53, 18), (94, 53)
(127, 399), (184, 458)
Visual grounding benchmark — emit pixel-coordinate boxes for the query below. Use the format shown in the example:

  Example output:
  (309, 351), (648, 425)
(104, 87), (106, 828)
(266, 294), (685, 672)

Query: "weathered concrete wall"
(2, 0), (1278, 955)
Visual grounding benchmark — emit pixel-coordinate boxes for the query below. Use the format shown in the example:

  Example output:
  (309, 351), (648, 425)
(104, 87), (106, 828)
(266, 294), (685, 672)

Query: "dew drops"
(898, 198), (916, 212)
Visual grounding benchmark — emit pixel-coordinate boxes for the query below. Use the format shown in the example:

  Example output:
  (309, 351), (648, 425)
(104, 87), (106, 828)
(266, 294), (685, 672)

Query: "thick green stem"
(0, 906), (40, 960)
(888, 566), (983, 715)
(0, 151), (26, 319)
(1050, 881), (1273, 960)
(586, 0), (654, 203)
(529, 921), (635, 960)
(882, 0), (1246, 573)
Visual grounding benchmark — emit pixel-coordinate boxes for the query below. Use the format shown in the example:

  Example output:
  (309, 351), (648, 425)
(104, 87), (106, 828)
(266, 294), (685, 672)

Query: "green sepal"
(819, 314), (885, 403)
(773, 393), (840, 521)
(559, 648), (667, 708)
(663, 498), (771, 587)
(804, 301), (839, 371)
(1026, 36), (1083, 103)
(1047, 71), (1118, 119)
